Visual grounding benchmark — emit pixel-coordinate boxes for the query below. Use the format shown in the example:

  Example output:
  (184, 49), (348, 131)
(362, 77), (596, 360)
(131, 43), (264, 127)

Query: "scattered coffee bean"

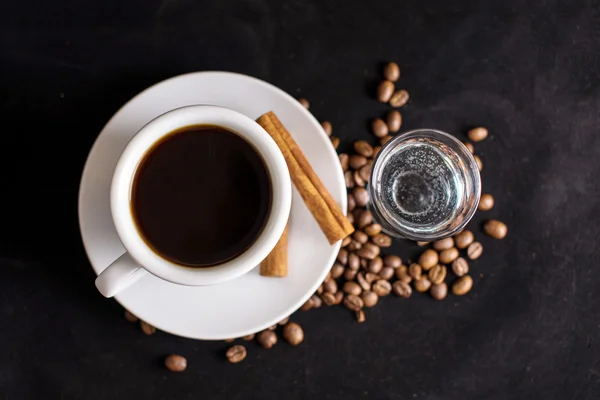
(452, 257), (469, 277)
(347, 194), (356, 212)
(345, 171), (355, 189)
(352, 230), (369, 245)
(376, 80), (395, 102)
(347, 240), (362, 251)
(226, 345), (247, 363)
(321, 121), (332, 136)
(360, 258), (368, 269)
(365, 272), (381, 284)
(349, 154), (368, 170)
(347, 212), (354, 225)
(380, 135), (393, 145)
(278, 317), (289, 326)
(341, 236), (352, 248)
(408, 263), (422, 280)
(364, 223), (382, 236)
(348, 253), (361, 270)
(339, 154), (349, 171)
(395, 265), (412, 283)
(337, 249), (348, 265)
(414, 277), (432, 292)
(478, 193), (494, 211)
(452, 275), (473, 296)
(383, 255), (402, 268)
(383, 62), (400, 82)
(357, 210), (373, 228)
(372, 233), (392, 247)
(358, 164), (372, 182)
(355, 310), (366, 323)
(310, 294), (322, 308)
(417, 241), (429, 247)
(282, 322), (304, 346)
(361, 290), (378, 307)
(257, 330), (278, 349)
(433, 237), (454, 251)
(379, 266), (394, 280)
(454, 230), (474, 249)
(368, 257), (383, 274)
(418, 249), (438, 271)
(333, 291), (344, 305)
(353, 170), (366, 187)
(331, 136), (340, 149)
(140, 321), (156, 335)
(165, 354), (187, 372)
(323, 279), (338, 294)
(467, 242), (483, 260)
(353, 187), (370, 207)
(358, 243), (380, 260)
(344, 294), (364, 311)
(124, 310), (138, 323)
(344, 268), (357, 281)
(300, 298), (314, 311)
(321, 292), (336, 306)
(243, 333), (255, 341)
(356, 272), (371, 291)
(430, 283), (448, 300)
(428, 265), (447, 285)
(439, 247), (459, 264)
(343, 281), (362, 296)
(268, 324), (277, 331)
(474, 155), (483, 171)
(372, 280), (392, 296)
(468, 127), (488, 142)
(392, 281), (412, 298)
(463, 141), (475, 153)
(298, 98), (310, 109)
(389, 89), (409, 107)
(354, 140), (374, 157)
(224, 338), (235, 343)
(484, 220), (507, 239)
(386, 110), (402, 132)
(372, 118), (389, 138)
(372, 145), (382, 158)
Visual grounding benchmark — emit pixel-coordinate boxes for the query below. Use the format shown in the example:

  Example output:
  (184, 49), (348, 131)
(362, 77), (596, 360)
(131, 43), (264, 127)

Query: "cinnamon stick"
(256, 111), (354, 244)
(260, 220), (289, 277)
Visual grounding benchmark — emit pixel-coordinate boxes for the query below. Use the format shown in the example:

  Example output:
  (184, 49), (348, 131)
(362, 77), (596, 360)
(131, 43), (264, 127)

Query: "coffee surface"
(131, 126), (271, 267)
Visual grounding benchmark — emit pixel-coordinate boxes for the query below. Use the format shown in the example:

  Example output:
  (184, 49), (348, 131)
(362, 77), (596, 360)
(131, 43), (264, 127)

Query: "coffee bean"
(300, 298), (314, 311)
(282, 322), (304, 346)
(418, 249), (438, 271)
(379, 266), (395, 280)
(355, 310), (366, 323)
(433, 237), (454, 251)
(347, 195), (356, 213)
(321, 292), (336, 306)
(334, 291), (344, 305)
(353, 170), (366, 187)
(368, 256), (383, 273)
(364, 223), (382, 236)
(226, 345), (247, 363)
(257, 330), (277, 349)
(468, 127), (488, 142)
(356, 272), (371, 291)
(354, 140), (374, 157)
(323, 279), (338, 294)
(339, 153), (349, 171)
(383, 62), (400, 82)
(278, 317), (289, 326)
(372, 118), (389, 138)
(484, 220), (507, 239)
(467, 242), (483, 260)
(474, 155), (483, 171)
(452, 275), (473, 295)
(344, 268), (357, 281)
(310, 294), (322, 308)
(408, 263), (422, 280)
(392, 280), (412, 298)
(430, 283), (448, 300)
(347, 240), (362, 251)
(380, 135), (393, 145)
(414, 277), (432, 292)
(124, 310), (138, 323)
(365, 272), (381, 284)
(395, 265), (412, 283)
(321, 121), (332, 136)
(478, 193), (495, 211)
(341, 236), (351, 248)
(359, 164), (372, 182)
(347, 212), (354, 225)
(344, 294), (364, 311)
(428, 265), (447, 285)
(345, 171), (354, 189)
(298, 98), (309, 109)
(386, 110), (402, 133)
(140, 321), (156, 335)
(372, 233), (392, 247)
(358, 243), (380, 260)
(337, 249), (348, 265)
(243, 333), (255, 341)
(268, 324), (277, 331)
(389, 89), (409, 107)
(372, 145), (382, 158)
(417, 241), (429, 247)
(349, 155), (367, 170)
(352, 230), (369, 245)
(372, 280), (392, 296)
(452, 257), (469, 277)
(454, 230), (474, 249)
(463, 141), (475, 153)
(377, 80), (395, 102)
(361, 290), (378, 307)
(343, 281), (362, 296)
(317, 283), (324, 295)
(353, 187), (370, 207)
(360, 258), (368, 269)
(357, 210), (373, 228)
(165, 354), (187, 372)
(353, 208), (364, 221)
(439, 247), (459, 264)
(383, 255), (402, 268)
(331, 136), (340, 149)
(348, 253), (361, 271)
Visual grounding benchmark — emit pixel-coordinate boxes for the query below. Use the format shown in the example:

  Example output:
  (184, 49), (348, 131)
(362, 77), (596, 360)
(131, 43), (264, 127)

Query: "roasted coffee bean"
(356, 272), (371, 291)
(359, 164), (372, 182)
(337, 249), (348, 265)
(395, 265), (412, 283)
(357, 210), (373, 228)
(364, 223), (382, 237)
(428, 265), (447, 285)
(339, 153), (349, 171)
(383, 255), (402, 268)
(355, 310), (366, 323)
(349, 154), (367, 169)
(348, 252), (361, 271)
(478, 193), (494, 211)
(165, 354), (187, 372)
(361, 290), (378, 307)
(343, 281), (362, 296)
(321, 121), (332, 136)
(368, 256), (383, 273)
(386, 110), (402, 132)
(417, 241), (429, 247)
(474, 155), (483, 171)
(414, 277), (432, 292)
(243, 333), (255, 341)
(278, 317), (289, 326)
(358, 243), (380, 260)
(452, 257), (469, 277)
(140, 321), (156, 335)
(344, 294), (364, 311)
(433, 237), (454, 251)
(468, 127), (488, 142)
(353, 170), (366, 187)
(345, 171), (354, 189)
(360, 258), (368, 269)
(341, 236), (351, 248)
(408, 263), (422, 280)
(257, 330), (278, 349)
(334, 291), (344, 305)
(224, 338), (235, 343)
(454, 230), (474, 249)
(365, 272), (381, 284)
(347, 194), (356, 213)
(226, 345), (247, 363)
(347, 240), (362, 251)
(380, 135), (393, 145)
(298, 98), (310, 109)
(321, 292), (336, 306)
(372, 233), (392, 247)
(383, 62), (400, 82)
(317, 284), (324, 295)
(282, 322), (304, 346)
(484, 220), (507, 239)
(379, 266), (395, 280)
(323, 279), (338, 294)
(372, 118), (389, 138)
(467, 242), (483, 260)
(124, 310), (138, 323)
(352, 230), (369, 244)
(389, 89), (409, 107)
(354, 140), (374, 157)
(372, 280), (392, 296)
(331, 137), (340, 150)
(392, 280), (412, 298)
(347, 212), (354, 225)
(310, 294), (322, 308)
(268, 324), (277, 331)
(463, 141), (475, 153)
(439, 247), (459, 264)
(418, 249), (438, 271)
(372, 145), (382, 158)
(377, 80), (395, 102)
(430, 283), (448, 300)
(300, 298), (314, 311)
(452, 275), (473, 295)
(353, 187), (370, 207)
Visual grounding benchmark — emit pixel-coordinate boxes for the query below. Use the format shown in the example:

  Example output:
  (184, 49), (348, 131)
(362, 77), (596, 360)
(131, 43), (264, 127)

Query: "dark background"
(1, 0), (599, 399)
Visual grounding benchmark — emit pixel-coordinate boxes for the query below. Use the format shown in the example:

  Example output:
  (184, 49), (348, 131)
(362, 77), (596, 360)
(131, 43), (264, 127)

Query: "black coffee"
(131, 125), (272, 267)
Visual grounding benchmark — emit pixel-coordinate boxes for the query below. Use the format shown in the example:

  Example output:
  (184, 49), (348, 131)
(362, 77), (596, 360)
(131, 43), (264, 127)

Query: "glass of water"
(368, 129), (481, 241)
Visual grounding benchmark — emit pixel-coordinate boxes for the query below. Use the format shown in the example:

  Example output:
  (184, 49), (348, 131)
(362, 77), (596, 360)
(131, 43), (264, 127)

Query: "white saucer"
(78, 71), (346, 340)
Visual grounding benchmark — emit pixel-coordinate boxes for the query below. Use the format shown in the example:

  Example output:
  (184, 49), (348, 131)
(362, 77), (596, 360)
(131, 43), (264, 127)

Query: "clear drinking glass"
(368, 129), (481, 241)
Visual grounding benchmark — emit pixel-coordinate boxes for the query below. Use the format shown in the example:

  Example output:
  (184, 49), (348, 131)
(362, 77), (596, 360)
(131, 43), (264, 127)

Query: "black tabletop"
(2, 1), (599, 399)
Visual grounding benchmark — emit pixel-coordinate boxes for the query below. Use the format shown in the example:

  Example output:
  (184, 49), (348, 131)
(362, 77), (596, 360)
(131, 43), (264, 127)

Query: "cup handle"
(95, 252), (148, 298)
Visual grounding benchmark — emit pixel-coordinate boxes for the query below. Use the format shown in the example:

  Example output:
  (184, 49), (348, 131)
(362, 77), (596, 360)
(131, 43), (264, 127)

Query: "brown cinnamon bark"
(260, 220), (289, 277)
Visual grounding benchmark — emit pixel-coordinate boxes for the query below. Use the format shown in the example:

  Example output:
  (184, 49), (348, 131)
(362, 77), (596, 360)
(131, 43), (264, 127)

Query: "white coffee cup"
(95, 105), (292, 298)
